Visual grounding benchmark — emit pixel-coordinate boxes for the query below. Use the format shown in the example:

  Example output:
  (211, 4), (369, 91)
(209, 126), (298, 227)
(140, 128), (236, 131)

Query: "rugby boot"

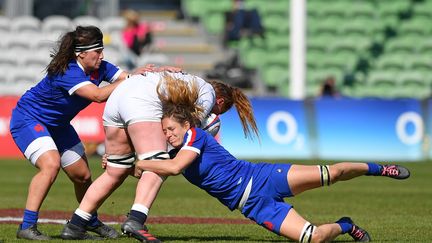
(16, 224), (51, 240)
(60, 222), (103, 240)
(380, 164), (410, 179)
(86, 219), (119, 238)
(339, 217), (371, 242)
(121, 217), (161, 243)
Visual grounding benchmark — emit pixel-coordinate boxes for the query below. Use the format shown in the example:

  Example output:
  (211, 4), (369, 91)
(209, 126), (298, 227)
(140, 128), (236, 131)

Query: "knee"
(40, 161), (61, 179)
(71, 171), (92, 185)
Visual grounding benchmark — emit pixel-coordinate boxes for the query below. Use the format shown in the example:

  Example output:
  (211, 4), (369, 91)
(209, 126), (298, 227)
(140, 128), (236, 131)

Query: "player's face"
(78, 49), (104, 72)
(162, 117), (190, 148)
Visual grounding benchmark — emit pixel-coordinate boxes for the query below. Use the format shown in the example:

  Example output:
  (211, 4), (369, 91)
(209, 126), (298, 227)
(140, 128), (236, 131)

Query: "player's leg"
(9, 115), (58, 240)
(17, 150), (60, 240)
(279, 209), (371, 242)
(61, 126), (132, 240)
(121, 121), (167, 243)
(287, 162), (410, 196)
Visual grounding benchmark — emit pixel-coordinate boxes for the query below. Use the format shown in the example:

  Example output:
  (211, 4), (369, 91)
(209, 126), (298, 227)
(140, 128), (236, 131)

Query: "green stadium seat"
(205, 0), (232, 14)
(240, 47), (267, 68)
(263, 15), (288, 34)
(406, 55), (432, 72)
(397, 71), (425, 86)
(374, 54), (406, 71)
(346, 2), (375, 19)
(308, 17), (340, 36)
(202, 12), (225, 34)
(266, 33), (289, 50)
(417, 39), (432, 55)
(183, 0), (208, 19)
(265, 50), (289, 68)
(261, 65), (288, 89)
(259, 0), (289, 16)
(367, 70), (398, 85)
(412, 2), (432, 19)
(384, 37), (417, 55)
(398, 18), (430, 37)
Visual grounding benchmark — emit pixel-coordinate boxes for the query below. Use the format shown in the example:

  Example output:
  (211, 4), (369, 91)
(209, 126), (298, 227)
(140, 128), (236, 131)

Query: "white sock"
(74, 208), (92, 221)
(131, 204), (149, 215)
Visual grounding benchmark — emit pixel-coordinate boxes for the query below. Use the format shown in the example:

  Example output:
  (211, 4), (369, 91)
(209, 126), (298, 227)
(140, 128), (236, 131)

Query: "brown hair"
(157, 73), (203, 126)
(209, 80), (259, 140)
(47, 25), (103, 76)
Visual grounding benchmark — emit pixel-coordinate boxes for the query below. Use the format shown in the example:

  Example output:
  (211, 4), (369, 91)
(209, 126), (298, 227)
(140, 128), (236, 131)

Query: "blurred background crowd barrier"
(1, 97), (430, 162)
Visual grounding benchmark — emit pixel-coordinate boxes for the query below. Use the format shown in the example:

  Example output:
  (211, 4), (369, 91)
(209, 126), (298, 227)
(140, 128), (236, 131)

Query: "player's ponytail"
(209, 80), (260, 140)
(231, 86), (260, 140)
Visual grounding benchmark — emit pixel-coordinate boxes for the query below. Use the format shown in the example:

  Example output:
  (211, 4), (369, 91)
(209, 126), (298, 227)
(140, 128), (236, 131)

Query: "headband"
(75, 40), (104, 56)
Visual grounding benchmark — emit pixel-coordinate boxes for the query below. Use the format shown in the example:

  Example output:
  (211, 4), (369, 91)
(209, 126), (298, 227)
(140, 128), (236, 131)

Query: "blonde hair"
(209, 80), (259, 140)
(157, 73), (203, 126)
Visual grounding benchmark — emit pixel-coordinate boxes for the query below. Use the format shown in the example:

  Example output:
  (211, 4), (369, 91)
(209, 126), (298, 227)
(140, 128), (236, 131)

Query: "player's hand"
(155, 65), (182, 73)
(133, 64), (157, 74)
(133, 64), (182, 74)
(133, 165), (143, 178)
(101, 154), (108, 169)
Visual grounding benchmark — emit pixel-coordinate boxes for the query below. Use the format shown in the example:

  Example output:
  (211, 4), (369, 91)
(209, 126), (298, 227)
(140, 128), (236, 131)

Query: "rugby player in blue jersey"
(9, 25), (156, 240)
(133, 78), (410, 243)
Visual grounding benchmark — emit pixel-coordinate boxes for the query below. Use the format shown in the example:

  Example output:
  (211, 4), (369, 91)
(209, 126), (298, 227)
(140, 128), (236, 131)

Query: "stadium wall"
(0, 96), (428, 161)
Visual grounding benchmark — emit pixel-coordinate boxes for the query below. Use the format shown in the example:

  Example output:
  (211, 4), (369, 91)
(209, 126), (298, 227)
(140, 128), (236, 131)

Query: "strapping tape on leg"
(318, 165), (331, 186)
(107, 153), (136, 168)
(300, 222), (316, 243)
(138, 150), (170, 181)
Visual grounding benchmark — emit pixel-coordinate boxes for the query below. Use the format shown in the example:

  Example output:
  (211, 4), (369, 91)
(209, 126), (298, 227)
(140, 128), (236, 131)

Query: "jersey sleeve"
(100, 60), (122, 83)
(57, 64), (92, 95)
(181, 127), (206, 155)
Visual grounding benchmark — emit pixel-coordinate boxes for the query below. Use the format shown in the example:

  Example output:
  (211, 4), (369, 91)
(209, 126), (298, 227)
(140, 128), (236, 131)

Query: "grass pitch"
(0, 158), (431, 242)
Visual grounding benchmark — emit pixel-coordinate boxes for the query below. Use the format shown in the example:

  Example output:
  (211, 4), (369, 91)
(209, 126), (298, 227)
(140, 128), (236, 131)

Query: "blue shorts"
(240, 163), (293, 235)
(10, 108), (81, 155)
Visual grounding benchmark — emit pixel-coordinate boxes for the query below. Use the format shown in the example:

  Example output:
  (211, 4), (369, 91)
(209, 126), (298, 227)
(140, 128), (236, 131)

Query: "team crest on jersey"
(34, 124), (44, 132)
(90, 70), (99, 80)
(262, 221), (274, 231)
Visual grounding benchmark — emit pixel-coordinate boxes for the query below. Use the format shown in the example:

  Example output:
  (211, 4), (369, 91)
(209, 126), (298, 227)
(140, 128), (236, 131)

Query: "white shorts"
(103, 72), (216, 128)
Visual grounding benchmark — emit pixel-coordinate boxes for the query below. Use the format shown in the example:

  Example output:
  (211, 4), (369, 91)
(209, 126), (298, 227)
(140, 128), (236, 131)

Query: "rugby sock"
(365, 162), (382, 176)
(70, 208), (91, 228)
(21, 209), (38, 230)
(129, 204), (149, 225)
(336, 218), (353, 234)
(88, 212), (100, 227)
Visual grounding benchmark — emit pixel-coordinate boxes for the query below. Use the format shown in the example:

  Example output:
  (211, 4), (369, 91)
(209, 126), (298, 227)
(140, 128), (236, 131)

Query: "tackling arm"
(135, 149), (198, 176)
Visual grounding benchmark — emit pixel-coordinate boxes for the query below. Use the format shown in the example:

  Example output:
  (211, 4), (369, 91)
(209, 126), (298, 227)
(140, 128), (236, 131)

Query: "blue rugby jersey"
(15, 60), (121, 126)
(181, 127), (254, 211)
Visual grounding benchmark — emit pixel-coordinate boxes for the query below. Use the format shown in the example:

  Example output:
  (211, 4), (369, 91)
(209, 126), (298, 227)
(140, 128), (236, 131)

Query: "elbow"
(93, 97), (106, 103)
(169, 166), (183, 176)
(93, 93), (108, 103)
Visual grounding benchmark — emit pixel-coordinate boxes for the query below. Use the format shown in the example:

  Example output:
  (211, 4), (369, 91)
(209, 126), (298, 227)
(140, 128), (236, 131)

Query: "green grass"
(0, 158), (431, 242)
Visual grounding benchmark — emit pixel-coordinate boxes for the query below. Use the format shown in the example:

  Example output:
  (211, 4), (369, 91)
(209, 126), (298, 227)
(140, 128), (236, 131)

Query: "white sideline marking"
(0, 217), (119, 225)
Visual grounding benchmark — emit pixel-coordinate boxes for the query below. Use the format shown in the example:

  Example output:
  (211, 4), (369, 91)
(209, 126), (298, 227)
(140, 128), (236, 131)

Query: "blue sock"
(21, 209), (38, 230)
(129, 210), (147, 225)
(365, 162), (382, 176)
(88, 212), (100, 227)
(336, 218), (353, 234)
(70, 213), (90, 228)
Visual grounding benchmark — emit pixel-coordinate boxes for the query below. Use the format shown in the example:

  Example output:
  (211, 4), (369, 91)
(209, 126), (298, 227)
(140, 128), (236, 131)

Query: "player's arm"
(74, 81), (123, 103)
(113, 64), (183, 83)
(135, 149), (198, 176)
